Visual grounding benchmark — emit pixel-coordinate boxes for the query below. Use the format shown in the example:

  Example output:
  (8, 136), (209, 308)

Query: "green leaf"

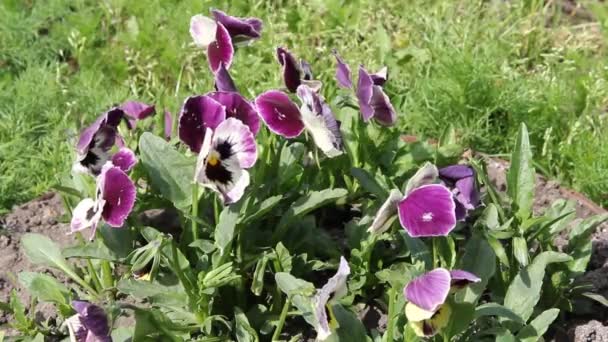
(512, 236), (529, 266)
(567, 214), (608, 273)
(504, 251), (571, 321)
(582, 292), (608, 307)
(18, 272), (70, 306)
(235, 307), (259, 342)
(437, 236), (456, 268)
(215, 204), (240, 255)
(400, 232), (432, 268)
(117, 278), (188, 308)
(517, 308), (560, 342)
(133, 308), (189, 341)
(9, 290), (33, 332)
(445, 302), (475, 339)
(485, 233), (510, 267)
(63, 237), (121, 261)
(274, 273), (315, 297)
(278, 188), (348, 228)
(495, 328), (517, 342)
(239, 195), (283, 224)
(474, 303), (525, 324)
(507, 123), (535, 220)
(479, 204), (500, 230)
(329, 304), (368, 342)
(251, 254), (269, 296)
(279, 142), (306, 189)
(139, 132), (195, 210)
(350, 167), (389, 198)
(375, 262), (418, 289)
(274, 242), (293, 273)
(457, 233), (496, 303)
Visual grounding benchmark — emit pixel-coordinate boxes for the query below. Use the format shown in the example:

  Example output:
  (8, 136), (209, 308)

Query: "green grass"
(1, 0), (608, 213)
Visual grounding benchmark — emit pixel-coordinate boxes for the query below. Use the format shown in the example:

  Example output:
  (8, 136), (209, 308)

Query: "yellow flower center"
(207, 151), (220, 166)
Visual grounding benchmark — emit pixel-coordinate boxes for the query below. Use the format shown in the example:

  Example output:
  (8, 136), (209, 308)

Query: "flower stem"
(76, 233), (103, 292)
(432, 238), (439, 268)
(386, 287), (396, 342)
(272, 297), (291, 341)
(101, 260), (113, 289)
(191, 184), (199, 242)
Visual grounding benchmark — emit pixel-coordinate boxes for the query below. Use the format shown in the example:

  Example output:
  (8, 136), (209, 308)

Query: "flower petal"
(65, 314), (87, 342)
(207, 91), (260, 135)
(333, 50), (352, 89)
(370, 66), (388, 86)
(99, 164), (136, 227)
(72, 301), (110, 338)
(297, 85), (343, 157)
(455, 176), (478, 210)
(120, 101), (155, 120)
(409, 302), (452, 337)
(211, 9), (262, 43)
(164, 110), (172, 140)
(277, 47), (301, 93)
(255, 90), (304, 138)
(404, 268), (451, 312)
(450, 269), (481, 288)
(356, 66), (374, 122)
(300, 59), (314, 81)
(207, 22), (234, 71)
(404, 162), (439, 195)
(214, 62), (238, 92)
(368, 189), (402, 234)
(190, 14), (217, 48)
(398, 184), (456, 237)
(70, 198), (102, 233)
(369, 85), (396, 126)
(439, 165), (474, 180)
(75, 108), (124, 175)
(212, 117), (257, 168)
(196, 155), (251, 204)
(111, 147), (137, 172)
(178, 95), (226, 153)
(314, 257), (351, 340)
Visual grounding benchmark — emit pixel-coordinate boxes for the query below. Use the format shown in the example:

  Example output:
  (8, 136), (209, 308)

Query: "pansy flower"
(190, 10), (262, 71)
(120, 101), (155, 129)
(405, 268), (480, 337)
(312, 256), (351, 340)
(332, 51), (396, 126)
(65, 301), (111, 342)
(194, 118), (257, 204)
(208, 91), (260, 135)
(276, 47), (321, 93)
(74, 108), (124, 175)
(214, 62), (238, 92)
(369, 163), (456, 237)
(71, 162), (136, 239)
(439, 165), (480, 220)
(255, 85), (343, 157)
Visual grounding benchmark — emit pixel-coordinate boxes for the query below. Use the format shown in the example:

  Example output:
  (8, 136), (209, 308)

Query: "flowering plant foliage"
(7, 7), (608, 342)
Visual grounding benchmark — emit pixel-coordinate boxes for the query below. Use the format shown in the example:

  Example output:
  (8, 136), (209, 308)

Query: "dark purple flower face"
(214, 62), (238, 92)
(277, 47), (303, 93)
(207, 91), (260, 135)
(67, 301), (111, 342)
(405, 268), (451, 312)
(356, 66), (396, 126)
(397, 184), (456, 237)
(178, 95), (227, 153)
(439, 165), (480, 220)
(211, 9), (262, 44)
(255, 90), (304, 138)
(75, 108), (124, 175)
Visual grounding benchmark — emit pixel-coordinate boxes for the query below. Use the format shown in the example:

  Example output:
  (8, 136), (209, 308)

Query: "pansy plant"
(65, 301), (111, 342)
(276, 47), (321, 93)
(439, 164), (480, 220)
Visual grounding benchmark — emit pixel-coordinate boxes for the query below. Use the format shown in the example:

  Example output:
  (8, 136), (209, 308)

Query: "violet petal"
(297, 85), (343, 157)
(369, 85), (396, 126)
(211, 9), (262, 42)
(120, 101), (155, 120)
(356, 66), (374, 122)
(439, 165), (474, 180)
(404, 268), (451, 312)
(207, 91), (260, 135)
(214, 62), (238, 92)
(178, 95), (226, 153)
(333, 50), (352, 89)
(207, 22), (234, 72)
(397, 184), (456, 237)
(100, 164), (136, 227)
(255, 90), (304, 138)
(450, 269), (481, 288)
(111, 147), (137, 172)
(277, 47), (301, 93)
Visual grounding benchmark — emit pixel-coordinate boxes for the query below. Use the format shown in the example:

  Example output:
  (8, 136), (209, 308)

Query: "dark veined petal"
(370, 66), (388, 86)
(164, 110), (173, 140)
(356, 66), (374, 122)
(72, 301), (110, 338)
(211, 9), (262, 42)
(207, 91), (260, 135)
(450, 269), (481, 288)
(214, 62), (238, 92)
(212, 117), (257, 168)
(276, 47), (301, 93)
(439, 165), (480, 216)
(190, 14), (218, 48)
(314, 257), (350, 340)
(368, 189), (403, 234)
(255, 90), (304, 138)
(439, 165), (475, 180)
(369, 85), (397, 126)
(297, 85), (343, 157)
(397, 184), (456, 237)
(332, 50), (352, 89)
(75, 108), (124, 175)
(404, 268), (451, 312)
(111, 147), (137, 172)
(99, 163), (136, 228)
(207, 22), (234, 72)
(178, 95), (226, 153)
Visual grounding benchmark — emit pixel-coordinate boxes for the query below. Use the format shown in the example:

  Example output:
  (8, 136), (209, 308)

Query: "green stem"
(76, 233), (103, 292)
(191, 184), (199, 241)
(272, 297), (291, 341)
(213, 195), (220, 225)
(101, 261), (113, 289)
(432, 238), (439, 268)
(171, 241), (196, 302)
(385, 288), (396, 342)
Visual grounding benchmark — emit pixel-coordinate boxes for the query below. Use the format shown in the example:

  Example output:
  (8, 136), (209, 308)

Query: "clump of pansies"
(64, 8), (485, 341)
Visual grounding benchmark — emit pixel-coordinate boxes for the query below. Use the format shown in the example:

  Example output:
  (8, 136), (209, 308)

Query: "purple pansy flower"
(332, 51), (396, 126)
(194, 118), (257, 204)
(207, 91), (260, 136)
(368, 189), (402, 234)
(178, 95), (227, 153)
(211, 9), (263, 45)
(405, 268), (480, 337)
(255, 85), (344, 158)
(312, 256), (351, 340)
(214, 62), (238, 92)
(74, 108), (124, 175)
(276, 48), (322, 93)
(120, 101), (155, 129)
(439, 165), (480, 220)
(111, 147), (137, 173)
(65, 301), (111, 342)
(71, 162), (136, 239)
